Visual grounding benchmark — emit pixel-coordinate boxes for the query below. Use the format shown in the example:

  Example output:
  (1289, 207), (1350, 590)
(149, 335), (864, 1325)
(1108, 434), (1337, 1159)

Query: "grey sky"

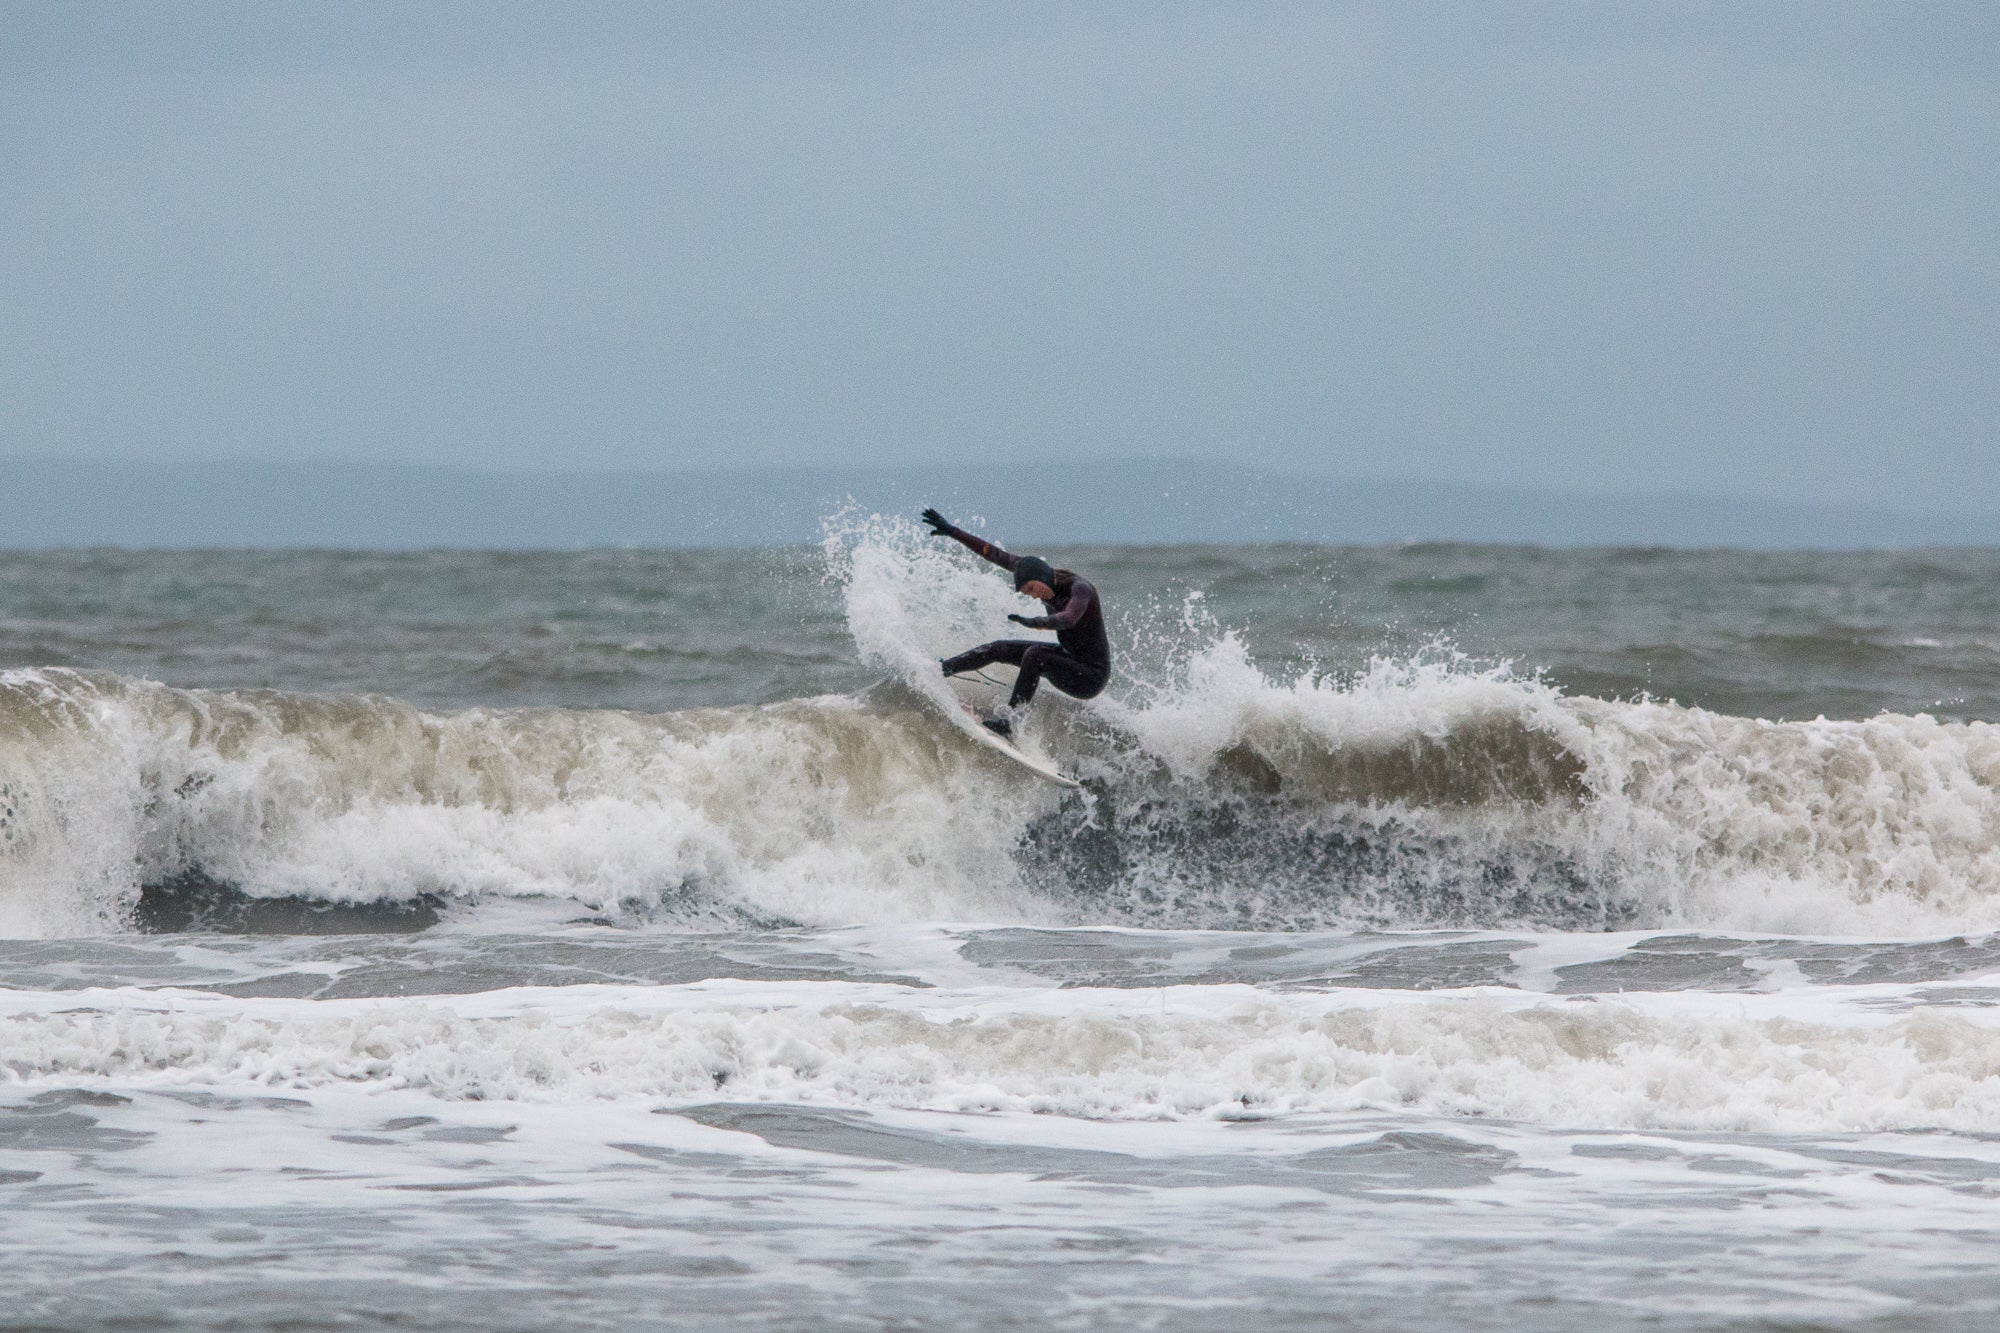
(3, 2), (1995, 511)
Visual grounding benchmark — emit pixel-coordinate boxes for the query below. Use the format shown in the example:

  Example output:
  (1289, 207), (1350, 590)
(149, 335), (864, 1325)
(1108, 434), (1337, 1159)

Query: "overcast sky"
(3, 2), (1995, 511)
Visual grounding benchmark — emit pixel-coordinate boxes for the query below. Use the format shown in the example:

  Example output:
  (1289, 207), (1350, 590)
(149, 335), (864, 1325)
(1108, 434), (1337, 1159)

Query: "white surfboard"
(939, 666), (1081, 789)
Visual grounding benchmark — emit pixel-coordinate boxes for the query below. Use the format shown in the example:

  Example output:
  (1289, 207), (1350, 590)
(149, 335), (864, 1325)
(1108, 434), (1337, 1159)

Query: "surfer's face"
(1019, 579), (1053, 601)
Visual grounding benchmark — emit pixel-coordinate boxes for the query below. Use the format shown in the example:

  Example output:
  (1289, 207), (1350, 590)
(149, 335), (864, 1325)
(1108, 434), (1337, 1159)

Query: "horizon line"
(2, 453), (1990, 523)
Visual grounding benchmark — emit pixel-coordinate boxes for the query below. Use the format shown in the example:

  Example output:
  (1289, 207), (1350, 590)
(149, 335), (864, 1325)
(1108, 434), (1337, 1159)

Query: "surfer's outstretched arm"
(921, 508), (1018, 574)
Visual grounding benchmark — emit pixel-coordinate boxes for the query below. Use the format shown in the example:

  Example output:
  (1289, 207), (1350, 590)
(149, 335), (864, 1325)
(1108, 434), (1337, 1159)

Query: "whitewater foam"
(0, 668), (1054, 936)
(7, 979), (2000, 1134)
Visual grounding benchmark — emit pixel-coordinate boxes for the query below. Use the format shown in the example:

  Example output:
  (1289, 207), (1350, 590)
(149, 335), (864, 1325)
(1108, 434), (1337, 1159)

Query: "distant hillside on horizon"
(3, 458), (1995, 550)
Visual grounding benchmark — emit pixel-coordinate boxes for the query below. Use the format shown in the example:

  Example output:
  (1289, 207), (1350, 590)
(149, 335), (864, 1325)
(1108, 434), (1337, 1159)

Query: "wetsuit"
(934, 526), (1111, 709)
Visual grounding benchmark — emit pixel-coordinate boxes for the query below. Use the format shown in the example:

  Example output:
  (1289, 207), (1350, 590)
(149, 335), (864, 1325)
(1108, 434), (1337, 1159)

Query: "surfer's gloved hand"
(920, 508), (956, 537)
(1008, 613), (1050, 628)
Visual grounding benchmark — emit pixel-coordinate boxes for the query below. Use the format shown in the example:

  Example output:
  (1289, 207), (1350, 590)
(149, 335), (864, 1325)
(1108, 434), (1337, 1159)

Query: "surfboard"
(939, 665), (1081, 789)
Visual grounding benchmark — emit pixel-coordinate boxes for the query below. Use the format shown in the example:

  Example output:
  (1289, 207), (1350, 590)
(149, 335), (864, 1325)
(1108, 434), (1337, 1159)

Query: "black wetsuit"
(936, 528), (1111, 709)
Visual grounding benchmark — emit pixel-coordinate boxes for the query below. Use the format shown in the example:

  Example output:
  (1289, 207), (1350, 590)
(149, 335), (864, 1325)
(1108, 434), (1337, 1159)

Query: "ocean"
(4, 524), (2000, 1330)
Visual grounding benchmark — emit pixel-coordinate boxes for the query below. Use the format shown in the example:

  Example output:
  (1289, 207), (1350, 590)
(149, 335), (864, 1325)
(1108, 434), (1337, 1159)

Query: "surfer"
(921, 507), (1111, 738)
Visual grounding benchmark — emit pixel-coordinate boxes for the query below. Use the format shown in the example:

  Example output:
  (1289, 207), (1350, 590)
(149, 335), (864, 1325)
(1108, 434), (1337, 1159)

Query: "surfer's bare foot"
(982, 716), (1013, 739)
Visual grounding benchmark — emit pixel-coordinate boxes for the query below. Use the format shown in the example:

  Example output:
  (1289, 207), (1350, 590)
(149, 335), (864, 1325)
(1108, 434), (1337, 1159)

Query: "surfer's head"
(1013, 555), (1056, 599)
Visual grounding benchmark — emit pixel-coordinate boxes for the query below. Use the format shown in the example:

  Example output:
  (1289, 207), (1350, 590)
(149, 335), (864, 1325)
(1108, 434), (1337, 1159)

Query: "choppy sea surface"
(5, 528), (2000, 1331)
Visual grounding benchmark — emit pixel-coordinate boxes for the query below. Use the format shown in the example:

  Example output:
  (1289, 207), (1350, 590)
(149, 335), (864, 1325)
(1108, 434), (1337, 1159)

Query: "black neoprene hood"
(1012, 555), (1056, 592)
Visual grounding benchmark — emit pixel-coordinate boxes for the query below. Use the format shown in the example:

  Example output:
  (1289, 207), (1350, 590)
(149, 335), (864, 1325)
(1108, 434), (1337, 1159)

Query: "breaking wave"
(0, 517), (1996, 938)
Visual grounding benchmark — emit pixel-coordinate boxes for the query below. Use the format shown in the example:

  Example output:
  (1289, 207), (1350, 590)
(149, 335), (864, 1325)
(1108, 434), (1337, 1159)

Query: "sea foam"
(6, 980), (1999, 1134)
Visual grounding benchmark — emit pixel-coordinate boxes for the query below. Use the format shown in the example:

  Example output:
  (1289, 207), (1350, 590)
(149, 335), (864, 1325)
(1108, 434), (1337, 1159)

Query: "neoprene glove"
(920, 508), (955, 537)
(1008, 613), (1047, 628)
